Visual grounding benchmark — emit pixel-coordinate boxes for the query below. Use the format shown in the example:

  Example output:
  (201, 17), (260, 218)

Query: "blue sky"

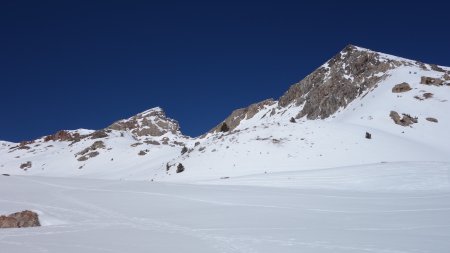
(1, 1), (449, 142)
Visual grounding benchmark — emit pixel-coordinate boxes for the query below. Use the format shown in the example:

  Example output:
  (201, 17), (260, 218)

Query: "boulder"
(20, 161), (32, 170)
(390, 111), (418, 126)
(0, 210), (40, 229)
(392, 82), (411, 93)
(426, 117), (438, 123)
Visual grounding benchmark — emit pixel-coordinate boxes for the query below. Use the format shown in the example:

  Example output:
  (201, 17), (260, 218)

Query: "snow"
(1, 47), (450, 252)
(1, 162), (450, 253)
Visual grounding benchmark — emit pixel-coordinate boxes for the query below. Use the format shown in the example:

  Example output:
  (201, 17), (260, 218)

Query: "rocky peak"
(107, 107), (181, 137)
(278, 44), (399, 119)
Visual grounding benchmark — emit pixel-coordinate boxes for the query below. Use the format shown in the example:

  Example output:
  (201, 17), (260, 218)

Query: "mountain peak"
(107, 107), (182, 137)
(278, 45), (397, 119)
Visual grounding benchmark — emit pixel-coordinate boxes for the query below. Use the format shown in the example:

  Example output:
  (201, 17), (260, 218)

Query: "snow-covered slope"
(1, 45), (449, 181)
(1, 162), (450, 253)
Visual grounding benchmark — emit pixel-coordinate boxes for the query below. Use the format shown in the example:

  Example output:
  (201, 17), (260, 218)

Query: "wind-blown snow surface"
(1, 162), (450, 253)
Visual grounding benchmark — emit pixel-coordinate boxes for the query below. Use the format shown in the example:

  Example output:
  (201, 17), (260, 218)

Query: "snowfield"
(1, 161), (450, 253)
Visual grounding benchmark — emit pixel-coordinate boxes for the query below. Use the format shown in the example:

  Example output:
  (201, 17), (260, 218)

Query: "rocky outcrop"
(0, 210), (40, 228)
(390, 111), (418, 126)
(20, 161), (32, 170)
(44, 130), (82, 142)
(279, 45), (401, 119)
(209, 99), (276, 133)
(421, 76), (444, 86)
(76, 141), (105, 161)
(107, 107), (181, 137)
(90, 130), (109, 139)
(392, 82), (411, 93)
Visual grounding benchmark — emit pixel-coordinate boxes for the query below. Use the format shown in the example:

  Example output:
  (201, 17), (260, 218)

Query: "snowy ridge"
(1, 45), (449, 182)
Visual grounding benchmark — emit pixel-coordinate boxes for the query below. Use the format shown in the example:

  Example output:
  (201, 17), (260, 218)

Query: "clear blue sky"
(1, 1), (449, 142)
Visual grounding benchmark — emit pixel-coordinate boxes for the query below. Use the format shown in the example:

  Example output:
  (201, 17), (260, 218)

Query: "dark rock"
(76, 141), (105, 157)
(77, 151), (99, 161)
(90, 130), (109, 139)
(390, 111), (418, 126)
(392, 82), (411, 93)
(138, 150), (147, 156)
(176, 163), (185, 173)
(290, 117), (296, 123)
(44, 130), (81, 142)
(181, 146), (188, 155)
(430, 64), (445, 72)
(144, 140), (160, 145)
(365, 132), (372, 139)
(423, 93), (433, 99)
(421, 76), (444, 86)
(173, 141), (185, 146)
(76, 141), (105, 161)
(17, 145), (31, 150)
(20, 161), (32, 170)
(426, 117), (438, 123)
(220, 123), (230, 132)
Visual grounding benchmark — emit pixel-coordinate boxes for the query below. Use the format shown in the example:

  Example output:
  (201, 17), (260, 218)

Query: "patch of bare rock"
(76, 141), (105, 161)
(390, 111), (418, 126)
(426, 117), (438, 123)
(20, 161), (32, 170)
(392, 82), (411, 93)
(0, 210), (40, 229)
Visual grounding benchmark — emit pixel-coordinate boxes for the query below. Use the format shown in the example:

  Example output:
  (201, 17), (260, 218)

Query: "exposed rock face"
(107, 107), (181, 137)
(144, 140), (160, 145)
(430, 64), (445, 72)
(76, 141), (105, 161)
(90, 130), (109, 139)
(210, 99), (276, 133)
(421, 76), (444, 86)
(392, 82), (412, 93)
(0, 210), (40, 228)
(390, 111), (418, 126)
(278, 45), (401, 119)
(44, 130), (81, 142)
